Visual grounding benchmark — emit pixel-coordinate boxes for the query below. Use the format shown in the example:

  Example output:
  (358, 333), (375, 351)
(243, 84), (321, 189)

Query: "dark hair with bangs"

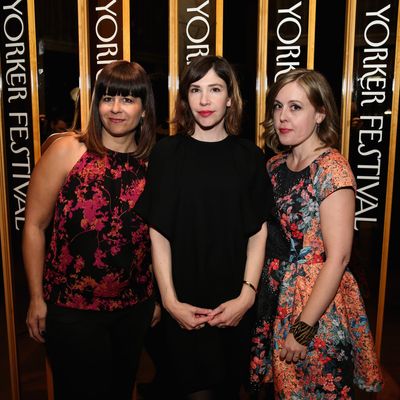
(173, 55), (242, 135)
(79, 60), (156, 159)
(263, 68), (339, 153)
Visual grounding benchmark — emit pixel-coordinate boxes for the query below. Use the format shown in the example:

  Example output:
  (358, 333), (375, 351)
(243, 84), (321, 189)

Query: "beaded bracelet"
(242, 280), (257, 293)
(289, 317), (319, 346)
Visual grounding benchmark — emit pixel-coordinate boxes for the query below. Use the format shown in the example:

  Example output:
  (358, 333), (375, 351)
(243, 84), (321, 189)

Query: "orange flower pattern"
(250, 149), (383, 398)
(43, 151), (153, 311)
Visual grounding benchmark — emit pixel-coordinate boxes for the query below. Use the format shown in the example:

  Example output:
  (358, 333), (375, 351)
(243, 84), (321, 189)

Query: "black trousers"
(45, 299), (154, 400)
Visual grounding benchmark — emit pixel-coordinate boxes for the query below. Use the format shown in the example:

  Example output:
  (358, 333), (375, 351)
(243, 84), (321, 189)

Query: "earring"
(135, 116), (143, 142)
(316, 123), (320, 134)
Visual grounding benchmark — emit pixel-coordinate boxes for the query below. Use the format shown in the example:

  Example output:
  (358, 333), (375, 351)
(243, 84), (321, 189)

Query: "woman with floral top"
(250, 68), (383, 399)
(23, 60), (158, 400)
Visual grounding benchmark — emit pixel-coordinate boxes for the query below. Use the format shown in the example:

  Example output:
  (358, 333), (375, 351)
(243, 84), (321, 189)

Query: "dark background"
(1, 1), (398, 399)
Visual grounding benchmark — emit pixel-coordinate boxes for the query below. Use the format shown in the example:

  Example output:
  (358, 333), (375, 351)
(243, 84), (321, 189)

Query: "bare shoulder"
(41, 131), (77, 154)
(43, 134), (85, 156)
(37, 134), (86, 177)
(41, 131), (81, 152)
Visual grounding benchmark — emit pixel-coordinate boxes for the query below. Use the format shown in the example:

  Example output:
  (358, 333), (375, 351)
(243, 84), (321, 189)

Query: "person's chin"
(277, 135), (292, 146)
(195, 116), (224, 131)
(197, 123), (217, 131)
(105, 128), (136, 137)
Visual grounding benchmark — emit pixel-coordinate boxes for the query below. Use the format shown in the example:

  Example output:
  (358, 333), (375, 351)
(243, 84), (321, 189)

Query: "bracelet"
(289, 317), (319, 346)
(242, 280), (257, 293)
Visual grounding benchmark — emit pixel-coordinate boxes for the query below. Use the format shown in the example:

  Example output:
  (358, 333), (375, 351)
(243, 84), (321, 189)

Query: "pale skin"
(23, 135), (86, 343)
(24, 94), (159, 342)
(187, 67), (232, 140)
(41, 131), (76, 154)
(207, 223), (267, 327)
(150, 68), (267, 330)
(273, 81), (355, 363)
(150, 225), (267, 330)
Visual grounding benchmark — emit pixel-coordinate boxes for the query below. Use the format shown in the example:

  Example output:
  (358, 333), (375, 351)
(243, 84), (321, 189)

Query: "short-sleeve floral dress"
(250, 148), (383, 399)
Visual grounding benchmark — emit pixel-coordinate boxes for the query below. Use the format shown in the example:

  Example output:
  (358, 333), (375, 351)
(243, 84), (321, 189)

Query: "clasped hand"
(167, 292), (254, 330)
(165, 300), (212, 330)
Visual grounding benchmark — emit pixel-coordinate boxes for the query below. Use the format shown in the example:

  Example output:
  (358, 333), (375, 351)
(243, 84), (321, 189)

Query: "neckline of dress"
(284, 148), (333, 174)
(105, 148), (135, 156)
(187, 134), (231, 144)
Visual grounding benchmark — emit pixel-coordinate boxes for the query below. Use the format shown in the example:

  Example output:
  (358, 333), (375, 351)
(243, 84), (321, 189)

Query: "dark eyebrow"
(274, 99), (303, 105)
(288, 100), (304, 105)
(189, 83), (224, 88)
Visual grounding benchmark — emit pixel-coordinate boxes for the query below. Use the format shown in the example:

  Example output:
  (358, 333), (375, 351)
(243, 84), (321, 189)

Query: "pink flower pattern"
(250, 149), (383, 398)
(43, 151), (153, 311)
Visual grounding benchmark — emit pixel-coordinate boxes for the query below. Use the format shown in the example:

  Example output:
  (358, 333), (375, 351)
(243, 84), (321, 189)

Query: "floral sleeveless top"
(43, 150), (153, 311)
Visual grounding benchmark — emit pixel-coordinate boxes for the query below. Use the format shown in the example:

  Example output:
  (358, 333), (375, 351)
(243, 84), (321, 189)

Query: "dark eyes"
(189, 87), (222, 93)
(273, 103), (302, 111)
(101, 96), (136, 103)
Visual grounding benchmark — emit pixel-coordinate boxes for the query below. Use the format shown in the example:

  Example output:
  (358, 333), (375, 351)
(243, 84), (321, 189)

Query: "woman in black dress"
(135, 55), (272, 399)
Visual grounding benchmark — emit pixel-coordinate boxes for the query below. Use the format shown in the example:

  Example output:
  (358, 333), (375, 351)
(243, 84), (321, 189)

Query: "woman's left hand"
(207, 290), (255, 328)
(279, 333), (307, 363)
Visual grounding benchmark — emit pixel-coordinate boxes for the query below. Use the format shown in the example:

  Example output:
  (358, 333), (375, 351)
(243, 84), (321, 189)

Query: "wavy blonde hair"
(263, 68), (339, 153)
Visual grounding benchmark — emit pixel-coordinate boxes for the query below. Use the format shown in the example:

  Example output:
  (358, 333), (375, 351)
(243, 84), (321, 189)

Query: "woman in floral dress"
(250, 68), (383, 399)
(23, 61), (158, 400)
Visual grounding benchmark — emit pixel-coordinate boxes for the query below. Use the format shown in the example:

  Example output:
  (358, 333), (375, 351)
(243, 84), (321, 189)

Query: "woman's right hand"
(26, 299), (47, 343)
(165, 299), (212, 330)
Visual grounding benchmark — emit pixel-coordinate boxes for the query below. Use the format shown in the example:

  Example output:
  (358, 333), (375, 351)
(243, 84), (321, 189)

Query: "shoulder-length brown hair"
(79, 60), (156, 159)
(263, 68), (339, 153)
(174, 55), (242, 135)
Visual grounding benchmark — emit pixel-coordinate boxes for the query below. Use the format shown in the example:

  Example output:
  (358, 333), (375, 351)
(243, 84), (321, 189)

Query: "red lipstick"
(198, 111), (214, 117)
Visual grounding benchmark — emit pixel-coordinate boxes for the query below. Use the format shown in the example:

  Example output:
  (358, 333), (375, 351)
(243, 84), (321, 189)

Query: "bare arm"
(242, 222), (268, 294)
(149, 228), (212, 330)
(281, 188), (355, 362)
(208, 222), (267, 327)
(23, 136), (85, 342)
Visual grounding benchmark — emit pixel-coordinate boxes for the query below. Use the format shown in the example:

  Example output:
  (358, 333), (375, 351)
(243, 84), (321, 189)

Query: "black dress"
(135, 134), (272, 395)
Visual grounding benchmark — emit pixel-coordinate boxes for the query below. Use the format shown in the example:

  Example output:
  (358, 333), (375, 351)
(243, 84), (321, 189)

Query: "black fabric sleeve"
(240, 143), (274, 237)
(134, 137), (179, 241)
